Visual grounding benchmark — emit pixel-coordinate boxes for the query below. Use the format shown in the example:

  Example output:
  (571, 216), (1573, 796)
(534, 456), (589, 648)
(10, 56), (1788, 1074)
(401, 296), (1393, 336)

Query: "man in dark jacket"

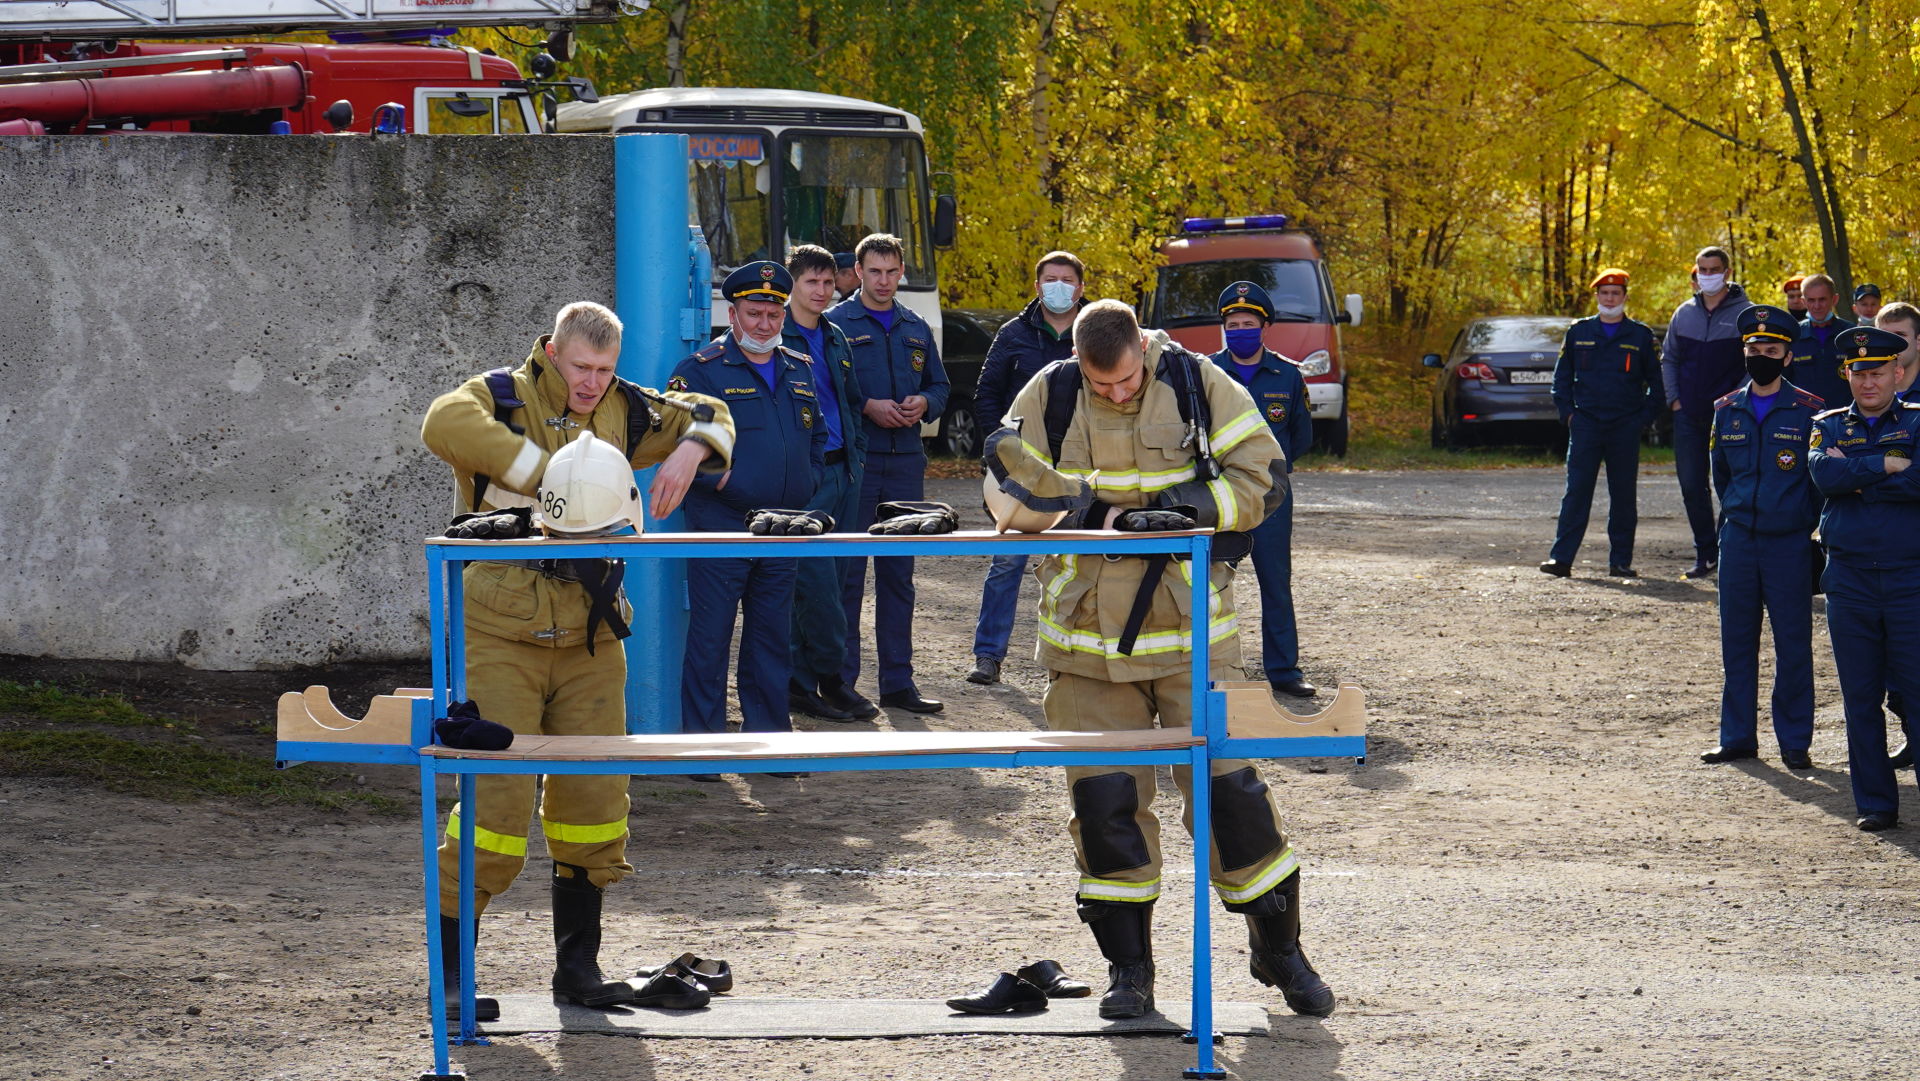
(1787, 273), (1854, 409)
(967, 250), (1085, 685)
(1662, 246), (1753, 579)
(1542, 268), (1660, 579)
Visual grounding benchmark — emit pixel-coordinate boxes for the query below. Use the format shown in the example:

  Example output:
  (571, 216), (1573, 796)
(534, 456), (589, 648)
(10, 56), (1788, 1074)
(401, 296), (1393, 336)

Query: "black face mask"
(1745, 352), (1786, 386)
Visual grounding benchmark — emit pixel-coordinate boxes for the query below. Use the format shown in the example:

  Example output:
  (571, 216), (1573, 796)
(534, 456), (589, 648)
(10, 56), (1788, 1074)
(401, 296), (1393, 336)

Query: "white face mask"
(737, 330), (781, 355)
(1696, 272), (1727, 294)
(1597, 302), (1625, 318)
(1040, 279), (1078, 314)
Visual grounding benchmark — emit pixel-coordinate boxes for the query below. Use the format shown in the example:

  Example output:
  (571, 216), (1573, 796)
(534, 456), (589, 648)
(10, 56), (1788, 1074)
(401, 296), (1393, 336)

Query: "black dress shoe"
(1857, 812), (1899, 832)
(1608, 566), (1639, 578)
(1891, 742), (1914, 769)
(1538, 560), (1572, 578)
(788, 681), (853, 722)
(1015, 959), (1093, 998)
(966, 656), (1003, 685)
(1700, 745), (1758, 764)
(879, 688), (944, 714)
(817, 679), (880, 721)
(628, 968), (712, 1009)
(945, 972), (1048, 1014)
(1270, 678), (1317, 699)
(1683, 560), (1718, 580)
(1781, 748), (1813, 770)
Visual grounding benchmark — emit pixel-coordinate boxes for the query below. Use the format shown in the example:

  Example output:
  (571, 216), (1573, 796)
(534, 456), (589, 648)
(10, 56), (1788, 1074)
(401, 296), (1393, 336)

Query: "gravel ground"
(2, 463), (1915, 1081)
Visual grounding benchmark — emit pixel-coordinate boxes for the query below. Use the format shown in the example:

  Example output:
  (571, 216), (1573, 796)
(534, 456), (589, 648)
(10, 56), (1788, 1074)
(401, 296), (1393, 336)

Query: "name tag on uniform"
(1572, 340), (1596, 347)
(1718, 431), (1749, 444)
(1769, 429), (1803, 442)
(792, 383), (817, 399)
(848, 334), (874, 346)
(1836, 436), (1868, 448)
(723, 386), (759, 397)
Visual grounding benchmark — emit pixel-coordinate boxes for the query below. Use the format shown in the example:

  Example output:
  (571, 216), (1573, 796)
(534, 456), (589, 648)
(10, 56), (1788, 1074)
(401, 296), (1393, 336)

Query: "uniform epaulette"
(1900, 400), (1920, 410)
(776, 344), (810, 364)
(1814, 405), (1850, 420)
(1793, 388), (1825, 409)
(693, 342), (725, 363)
(1713, 391), (1740, 410)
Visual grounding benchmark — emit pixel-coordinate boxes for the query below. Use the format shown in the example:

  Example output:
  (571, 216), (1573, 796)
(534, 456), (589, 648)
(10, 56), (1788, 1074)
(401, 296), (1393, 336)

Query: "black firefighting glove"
(435, 699), (514, 751)
(1113, 505), (1199, 532)
(745, 508), (834, 536)
(444, 507), (533, 540)
(868, 500), (960, 535)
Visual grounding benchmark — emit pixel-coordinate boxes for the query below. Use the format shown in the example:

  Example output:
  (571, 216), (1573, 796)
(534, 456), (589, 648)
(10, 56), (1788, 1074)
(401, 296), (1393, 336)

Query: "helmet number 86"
(542, 491), (567, 520)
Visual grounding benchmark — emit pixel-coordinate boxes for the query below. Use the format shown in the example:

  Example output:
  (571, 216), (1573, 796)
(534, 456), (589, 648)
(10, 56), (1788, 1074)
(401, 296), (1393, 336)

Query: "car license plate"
(1508, 371), (1553, 384)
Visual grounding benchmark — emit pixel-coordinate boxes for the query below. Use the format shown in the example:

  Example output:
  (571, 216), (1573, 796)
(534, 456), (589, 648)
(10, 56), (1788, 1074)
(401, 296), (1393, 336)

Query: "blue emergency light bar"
(1182, 214), (1290, 232)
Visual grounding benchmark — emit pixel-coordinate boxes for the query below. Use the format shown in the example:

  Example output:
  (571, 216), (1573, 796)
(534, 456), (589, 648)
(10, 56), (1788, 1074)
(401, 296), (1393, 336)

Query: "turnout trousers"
(684, 556), (800, 734)
(436, 629), (633, 915)
(1716, 524), (1814, 754)
(1550, 412), (1641, 568)
(1249, 488), (1302, 684)
(841, 448), (924, 693)
(1044, 668), (1299, 914)
(1823, 560), (1920, 817)
(790, 460), (861, 686)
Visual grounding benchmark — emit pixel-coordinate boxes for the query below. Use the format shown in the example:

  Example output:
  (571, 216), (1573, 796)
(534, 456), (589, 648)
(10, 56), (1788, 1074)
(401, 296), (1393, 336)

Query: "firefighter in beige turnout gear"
(421, 302), (734, 1016)
(984, 299), (1336, 1019)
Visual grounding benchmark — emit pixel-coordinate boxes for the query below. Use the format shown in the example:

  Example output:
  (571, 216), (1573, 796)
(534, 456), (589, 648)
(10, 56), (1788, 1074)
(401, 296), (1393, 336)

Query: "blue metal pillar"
(613, 133), (712, 733)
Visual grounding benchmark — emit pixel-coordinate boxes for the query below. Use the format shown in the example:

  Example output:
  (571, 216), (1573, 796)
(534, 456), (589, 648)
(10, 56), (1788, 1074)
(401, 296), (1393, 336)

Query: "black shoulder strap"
(614, 378), (660, 461)
(1043, 362), (1083, 466)
(471, 367), (526, 513)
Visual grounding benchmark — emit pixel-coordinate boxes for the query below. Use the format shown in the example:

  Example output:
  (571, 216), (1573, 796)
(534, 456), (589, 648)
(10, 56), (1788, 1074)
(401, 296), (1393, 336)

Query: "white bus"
(558, 86), (955, 350)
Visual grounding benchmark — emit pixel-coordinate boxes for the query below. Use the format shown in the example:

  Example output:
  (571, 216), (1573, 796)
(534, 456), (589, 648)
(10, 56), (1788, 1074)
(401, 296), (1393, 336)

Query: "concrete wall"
(0, 135), (616, 669)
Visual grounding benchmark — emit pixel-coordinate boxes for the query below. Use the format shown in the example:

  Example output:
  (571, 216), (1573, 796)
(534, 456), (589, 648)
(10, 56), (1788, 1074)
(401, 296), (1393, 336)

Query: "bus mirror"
(933, 193), (957, 249)
(1341, 294), (1363, 326)
(445, 95), (491, 119)
(1421, 353), (1444, 368)
(568, 78), (599, 104)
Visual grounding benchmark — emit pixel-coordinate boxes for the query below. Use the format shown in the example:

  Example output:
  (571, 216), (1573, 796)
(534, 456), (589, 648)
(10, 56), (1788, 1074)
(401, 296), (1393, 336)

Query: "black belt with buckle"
(825, 448), (847, 465)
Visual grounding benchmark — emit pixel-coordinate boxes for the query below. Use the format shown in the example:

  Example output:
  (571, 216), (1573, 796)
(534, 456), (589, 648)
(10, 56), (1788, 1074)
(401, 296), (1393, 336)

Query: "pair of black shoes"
(1857, 812), (1899, 832)
(1700, 745), (1812, 770)
(789, 677), (877, 722)
(946, 960), (1092, 1014)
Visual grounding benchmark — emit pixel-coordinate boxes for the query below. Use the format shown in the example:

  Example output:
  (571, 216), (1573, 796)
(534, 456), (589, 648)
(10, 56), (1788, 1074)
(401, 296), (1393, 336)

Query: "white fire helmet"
(536, 430), (645, 536)
(982, 473), (1069, 534)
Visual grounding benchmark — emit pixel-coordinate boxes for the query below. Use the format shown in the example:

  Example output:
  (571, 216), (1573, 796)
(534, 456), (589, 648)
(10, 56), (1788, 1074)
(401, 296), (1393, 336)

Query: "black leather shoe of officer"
(550, 863), (638, 1008)
(1538, 560), (1572, 578)
(817, 675), (881, 721)
(1891, 742), (1914, 769)
(1080, 899), (1155, 1019)
(1271, 678), (1316, 699)
(438, 915), (500, 1022)
(1608, 566), (1639, 578)
(788, 680), (853, 722)
(879, 687), (944, 714)
(1682, 560), (1718, 580)
(945, 972), (1049, 1014)
(1780, 748), (1813, 770)
(1700, 745), (1758, 764)
(966, 656), (1003, 685)
(1857, 812), (1899, 832)
(1016, 959), (1094, 998)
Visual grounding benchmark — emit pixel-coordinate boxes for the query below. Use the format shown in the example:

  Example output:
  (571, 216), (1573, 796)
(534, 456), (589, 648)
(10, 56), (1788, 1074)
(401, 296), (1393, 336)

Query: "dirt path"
(2, 465), (1914, 1081)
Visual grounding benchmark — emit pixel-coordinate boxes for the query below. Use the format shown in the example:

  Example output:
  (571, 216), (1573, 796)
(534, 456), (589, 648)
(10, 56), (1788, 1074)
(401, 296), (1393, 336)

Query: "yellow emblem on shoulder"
(1810, 427), (1823, 449)
(802, 407), (814, 429)
(667, 375), (689, 392)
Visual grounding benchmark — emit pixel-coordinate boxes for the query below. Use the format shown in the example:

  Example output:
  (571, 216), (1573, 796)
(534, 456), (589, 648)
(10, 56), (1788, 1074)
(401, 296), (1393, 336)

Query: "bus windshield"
(687, 133), (774, 275)
(1154, 258), (1330, 326)
(782, 134), (933, 287)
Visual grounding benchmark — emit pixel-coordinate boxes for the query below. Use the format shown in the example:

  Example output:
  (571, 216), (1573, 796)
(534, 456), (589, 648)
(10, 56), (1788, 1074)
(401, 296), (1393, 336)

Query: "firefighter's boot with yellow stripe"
(551, 862), (637, 1008)
(1247, 875), (1334, 1017)
(1080, 898), (1155, 1019)
(438, 915), (500, 1022)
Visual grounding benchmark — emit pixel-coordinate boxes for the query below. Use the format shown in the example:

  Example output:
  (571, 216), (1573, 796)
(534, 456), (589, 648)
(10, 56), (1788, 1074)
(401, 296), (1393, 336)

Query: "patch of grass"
(0, 731), (407, 813)
(0, 679), (185, 729)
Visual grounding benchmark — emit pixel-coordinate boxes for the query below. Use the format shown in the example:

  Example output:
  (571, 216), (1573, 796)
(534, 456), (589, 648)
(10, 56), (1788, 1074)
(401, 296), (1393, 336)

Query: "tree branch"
(1568, 45), (1785, 158)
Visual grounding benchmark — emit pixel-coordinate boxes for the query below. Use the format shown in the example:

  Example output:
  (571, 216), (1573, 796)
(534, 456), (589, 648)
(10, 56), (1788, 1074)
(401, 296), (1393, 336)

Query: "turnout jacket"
(985, 330), (1284, 682)
(421, 335), (734, 647)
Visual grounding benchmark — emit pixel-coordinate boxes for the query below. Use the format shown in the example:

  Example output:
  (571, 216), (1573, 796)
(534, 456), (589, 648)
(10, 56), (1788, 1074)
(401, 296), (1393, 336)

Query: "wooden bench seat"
(420, 728), (1202, 762)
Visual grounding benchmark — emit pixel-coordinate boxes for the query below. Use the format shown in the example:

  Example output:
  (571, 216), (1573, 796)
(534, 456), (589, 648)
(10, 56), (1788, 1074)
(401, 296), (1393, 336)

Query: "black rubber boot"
(551, 862), (638, 1008)
(1246, 875), (1336, 1017)
(1078, 899), (1155, 1019)
(438, 914), (500, 1022)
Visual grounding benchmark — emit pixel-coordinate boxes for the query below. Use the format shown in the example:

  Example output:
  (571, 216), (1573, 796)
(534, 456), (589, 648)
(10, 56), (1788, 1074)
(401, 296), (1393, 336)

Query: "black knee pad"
(1211, 767), (1284, 872)
(1071, 772), (1151, 875)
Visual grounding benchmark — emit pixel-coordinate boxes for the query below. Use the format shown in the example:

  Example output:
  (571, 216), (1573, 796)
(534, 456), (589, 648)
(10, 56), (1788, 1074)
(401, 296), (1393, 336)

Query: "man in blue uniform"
(1541, 268), (1660, 579)
(829, 232), (950, 713)
(1852, 282), (1882, 324)
(1808, 324), (1920, 831)
(1210, 280), (1316, 698)
(670, 261), (826, 759)
(1699, 305), (1821, 770)
(1878, 302), (1920, 771)
(1787, 273), (1854, 410)
(966, 250), (1085, 686)
(1663, 246), (1753, 578)
(781, 244), (875, 722)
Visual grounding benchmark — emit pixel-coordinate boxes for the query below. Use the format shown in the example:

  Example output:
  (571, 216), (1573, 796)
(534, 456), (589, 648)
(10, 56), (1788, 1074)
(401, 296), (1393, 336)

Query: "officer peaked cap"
(1217, 280), (1275, 321)
(1739, 305), (1796, 344)
(1835, 324), (1906, 370)
(723, 260), (793, 305)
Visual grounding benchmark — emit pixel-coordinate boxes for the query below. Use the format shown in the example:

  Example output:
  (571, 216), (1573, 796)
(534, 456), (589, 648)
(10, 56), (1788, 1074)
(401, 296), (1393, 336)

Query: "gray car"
(1424, 316), (1574, 448)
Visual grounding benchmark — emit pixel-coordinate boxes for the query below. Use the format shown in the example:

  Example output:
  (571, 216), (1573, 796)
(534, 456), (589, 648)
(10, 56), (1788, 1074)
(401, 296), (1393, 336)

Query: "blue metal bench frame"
(274, 528), (1365, 1080)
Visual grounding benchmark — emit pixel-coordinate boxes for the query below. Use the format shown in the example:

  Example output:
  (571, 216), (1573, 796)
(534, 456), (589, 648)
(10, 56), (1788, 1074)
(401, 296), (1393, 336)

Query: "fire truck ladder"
(0, 0), (634, 40)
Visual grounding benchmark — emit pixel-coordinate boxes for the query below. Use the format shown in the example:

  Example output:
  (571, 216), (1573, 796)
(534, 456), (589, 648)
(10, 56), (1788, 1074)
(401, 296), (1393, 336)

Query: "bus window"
(782, 134), (932, 287)
(689, 156), (771, 275)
